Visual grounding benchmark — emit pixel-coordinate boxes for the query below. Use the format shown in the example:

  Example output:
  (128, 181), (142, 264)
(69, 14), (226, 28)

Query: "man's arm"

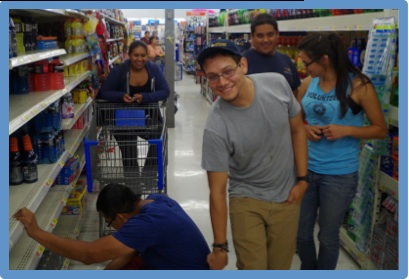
(14, 208), (134, 265)
(287, 112), (308, 204)
(104, 252), (138, 270)
(207, 171), (229, 270)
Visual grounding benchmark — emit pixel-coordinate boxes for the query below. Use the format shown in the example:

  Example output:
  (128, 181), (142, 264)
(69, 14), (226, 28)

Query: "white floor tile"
(70, 74), (360, 271)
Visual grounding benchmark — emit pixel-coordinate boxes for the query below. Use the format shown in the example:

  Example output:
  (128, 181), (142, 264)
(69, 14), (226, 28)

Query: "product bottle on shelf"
(21, 135), (38, 184)
(9, 17), (18, 58)
(49, 57), (65, 90)
(9, 137), (24, 186)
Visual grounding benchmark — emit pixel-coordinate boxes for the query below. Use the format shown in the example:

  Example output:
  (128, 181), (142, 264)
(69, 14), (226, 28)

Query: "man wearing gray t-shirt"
(197, 39), (308, 270)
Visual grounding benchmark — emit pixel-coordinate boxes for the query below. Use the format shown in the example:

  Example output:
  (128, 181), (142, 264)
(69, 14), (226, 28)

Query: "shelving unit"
(9, 124), (90, 251)
(9, 70), (91, 135)
(8, 8), (110, 270)
(9, 150), (87, 270)
(61, 97), (93, 130)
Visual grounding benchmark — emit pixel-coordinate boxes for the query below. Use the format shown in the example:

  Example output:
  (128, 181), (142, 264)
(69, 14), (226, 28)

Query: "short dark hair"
(149, 36), (159, 44)
(145, 31), (150, 35)
(128, 40), (148, 55)
(96, 183), (141, 219)
(251, 13), (278, 34)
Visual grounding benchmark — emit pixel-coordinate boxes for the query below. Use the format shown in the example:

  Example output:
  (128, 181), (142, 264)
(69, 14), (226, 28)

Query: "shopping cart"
(84, 100), (168, 236)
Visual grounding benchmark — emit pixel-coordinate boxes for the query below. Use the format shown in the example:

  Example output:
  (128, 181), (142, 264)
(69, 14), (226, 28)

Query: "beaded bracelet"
(212, 241), (229, 252)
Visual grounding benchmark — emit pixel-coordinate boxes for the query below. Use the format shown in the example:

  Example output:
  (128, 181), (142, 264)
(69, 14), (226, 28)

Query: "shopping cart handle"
(84, 137), (99, 192)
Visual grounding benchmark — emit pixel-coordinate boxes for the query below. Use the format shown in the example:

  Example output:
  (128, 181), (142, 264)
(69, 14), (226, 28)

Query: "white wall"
(122, 9), (190, 20)
(122, 9), (220, 23)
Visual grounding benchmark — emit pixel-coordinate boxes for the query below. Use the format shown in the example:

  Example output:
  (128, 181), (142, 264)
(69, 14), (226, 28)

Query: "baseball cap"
(197, 39), (242, 66)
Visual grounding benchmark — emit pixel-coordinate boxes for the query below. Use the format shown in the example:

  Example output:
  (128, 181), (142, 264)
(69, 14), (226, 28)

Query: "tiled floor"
(69, 75), (360, 270)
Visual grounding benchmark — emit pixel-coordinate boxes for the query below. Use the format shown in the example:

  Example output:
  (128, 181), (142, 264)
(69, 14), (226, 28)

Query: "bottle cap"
(22, 135), (33, 151)
(10, 137), (19, 152)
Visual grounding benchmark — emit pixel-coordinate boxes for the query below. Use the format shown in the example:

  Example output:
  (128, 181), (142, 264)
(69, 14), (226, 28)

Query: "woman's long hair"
(298, 33), (371, 118)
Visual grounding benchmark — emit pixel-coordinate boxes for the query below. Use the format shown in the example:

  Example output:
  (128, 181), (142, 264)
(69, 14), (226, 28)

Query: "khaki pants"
(229, 197), (300, 270)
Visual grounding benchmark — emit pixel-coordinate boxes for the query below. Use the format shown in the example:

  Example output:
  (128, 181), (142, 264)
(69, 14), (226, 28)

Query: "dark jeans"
(296, 170), (358, 270)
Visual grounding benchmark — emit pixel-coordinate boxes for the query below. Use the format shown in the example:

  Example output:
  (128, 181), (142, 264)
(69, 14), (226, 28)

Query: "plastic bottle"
(71, 19), (83, 37)
(49, 57), (65, 90)
(9, 17), (18, 58)
(65, 36), (73, 55)
(21, 135), (38, 184)
(64, 18), (72, 38)
(23, 18), (33, 51)
(9, 137), (24, 185)
(12, 17), (25, 55)
(10, 65), (30, 94)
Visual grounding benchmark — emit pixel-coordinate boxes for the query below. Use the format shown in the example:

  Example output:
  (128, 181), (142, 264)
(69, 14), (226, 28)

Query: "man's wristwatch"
(296, 176), (309, 183)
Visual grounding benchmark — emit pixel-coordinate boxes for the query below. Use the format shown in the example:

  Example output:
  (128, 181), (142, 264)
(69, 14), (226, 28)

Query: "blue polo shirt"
(113, 194), (210, 270)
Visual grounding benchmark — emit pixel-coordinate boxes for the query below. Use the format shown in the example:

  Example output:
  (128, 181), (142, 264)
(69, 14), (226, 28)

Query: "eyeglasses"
(304, 58), (319, 67)
(206, 64), (240, 83)
(106, 215), (116, 228)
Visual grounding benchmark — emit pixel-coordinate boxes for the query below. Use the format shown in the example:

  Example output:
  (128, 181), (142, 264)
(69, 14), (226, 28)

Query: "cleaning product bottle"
(9, 17), (18, 58)
(22, 135), (38, 183)
(9, 137), (24, 185)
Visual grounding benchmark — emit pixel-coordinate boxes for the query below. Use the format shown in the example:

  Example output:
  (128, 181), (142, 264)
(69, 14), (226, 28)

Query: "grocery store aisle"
(70, 74), (359, 270)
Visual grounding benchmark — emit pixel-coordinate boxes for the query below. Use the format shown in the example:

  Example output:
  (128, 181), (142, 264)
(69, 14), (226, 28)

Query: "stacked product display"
(8, 8), (126, 270)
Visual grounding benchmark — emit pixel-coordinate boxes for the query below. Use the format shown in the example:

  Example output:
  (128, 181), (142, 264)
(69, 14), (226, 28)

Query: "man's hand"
(207, 250), (228, 270)
(286, 181), (308, 205)
(13, 207), (41, 238)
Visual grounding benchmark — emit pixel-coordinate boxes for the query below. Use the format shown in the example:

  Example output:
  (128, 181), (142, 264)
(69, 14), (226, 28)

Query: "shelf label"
(59, 160), (65, 167)
(46, 178), (54, 187)
(63, 197), (68, 204)
(357, 25), (362, 30)
(50, 218), (58, 228)
(347, 25), (351, 31)
(36, 245), (45, 257)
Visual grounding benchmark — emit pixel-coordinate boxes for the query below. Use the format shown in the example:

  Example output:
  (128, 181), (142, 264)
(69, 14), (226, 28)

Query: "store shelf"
(10, 9), (88, 20)
(9, 71), (91, 135)
(62, 97), (93, 130)
(9, 49), (67, 69)
(64, 71), (92, 93)
(378, 171), (399, 200)
(106, 37), (124, 43)
(9, 124), (90, 251)
(61, 52), (90, 67)
(208, 26), (226, 33)
(339, 227), (367, 268)
(219, 10), (399, 34)
(387, 105), (399, 127)
(108, 55), (121, 66)
(9, 154), (86, 270)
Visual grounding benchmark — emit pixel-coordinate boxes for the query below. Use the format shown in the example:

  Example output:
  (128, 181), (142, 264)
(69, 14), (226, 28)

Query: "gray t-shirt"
(201, 73), (301, 203)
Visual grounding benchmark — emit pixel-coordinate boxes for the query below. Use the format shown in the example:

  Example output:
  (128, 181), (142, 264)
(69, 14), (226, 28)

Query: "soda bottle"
(21, 135), (38, 183)
(9, 137), (24, 185)
(9, 17), (18, 58)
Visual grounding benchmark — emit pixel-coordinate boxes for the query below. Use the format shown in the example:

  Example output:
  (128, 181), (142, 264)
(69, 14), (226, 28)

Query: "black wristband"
(212, 241), (229, 252)
(296, 176), (309, 183)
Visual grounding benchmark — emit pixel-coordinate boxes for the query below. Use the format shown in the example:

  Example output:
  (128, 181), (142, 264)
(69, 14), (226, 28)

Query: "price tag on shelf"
(23, 115), (30, 121)
(46, 178), (53, 187)
(62, 197), (68, 205)
(347, 25), (351, 31)
(357, 25), (362, 30)
(59, 160), (65, 167)
(50, 218), (57, 228)
(36, 245), (45, 257)
(63, 259), (70, 269)
(41, 102), (48, 108)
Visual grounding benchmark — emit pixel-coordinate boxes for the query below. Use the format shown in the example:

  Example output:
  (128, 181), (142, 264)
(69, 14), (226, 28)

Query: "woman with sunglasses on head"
(295, 32), (387, 270)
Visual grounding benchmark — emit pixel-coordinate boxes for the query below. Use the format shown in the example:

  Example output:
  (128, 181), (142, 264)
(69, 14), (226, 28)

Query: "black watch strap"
(296, 176), (308, 183)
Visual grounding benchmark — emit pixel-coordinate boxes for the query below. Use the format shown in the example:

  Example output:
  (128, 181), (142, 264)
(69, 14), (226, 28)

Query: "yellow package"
(62, 181), (87, 215)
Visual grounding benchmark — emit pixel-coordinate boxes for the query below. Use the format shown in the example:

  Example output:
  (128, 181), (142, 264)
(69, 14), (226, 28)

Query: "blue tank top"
(302, 75), (364, 174)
